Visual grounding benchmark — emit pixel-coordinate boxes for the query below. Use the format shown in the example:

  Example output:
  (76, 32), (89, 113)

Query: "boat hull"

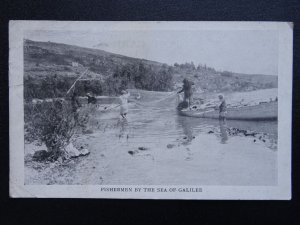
(177, 102), (278, 121)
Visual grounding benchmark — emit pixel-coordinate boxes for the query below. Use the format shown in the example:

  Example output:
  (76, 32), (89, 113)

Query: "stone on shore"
(128, 150), (139, 155)
(65, 143), (81, 157)
(80, 148), (90, 156)
(65, 143), (90, 158)
(167, 144), (175, 149)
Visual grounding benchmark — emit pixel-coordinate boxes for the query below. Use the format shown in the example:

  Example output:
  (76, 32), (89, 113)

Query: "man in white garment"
(119, 90), (130, 118)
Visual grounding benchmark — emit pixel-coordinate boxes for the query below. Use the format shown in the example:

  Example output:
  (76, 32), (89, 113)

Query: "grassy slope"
(24, 39), (163, 79)
(172, 66), (277, 92)
(24, 39), (278, 93)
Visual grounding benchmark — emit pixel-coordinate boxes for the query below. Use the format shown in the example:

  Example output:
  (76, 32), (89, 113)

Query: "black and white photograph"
(9, 21), (292, 199)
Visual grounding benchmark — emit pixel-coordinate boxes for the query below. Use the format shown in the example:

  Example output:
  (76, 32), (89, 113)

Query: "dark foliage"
(24, 62), (174, 100)
(24, 100), (89, 161)
(107, 63), (173, 95)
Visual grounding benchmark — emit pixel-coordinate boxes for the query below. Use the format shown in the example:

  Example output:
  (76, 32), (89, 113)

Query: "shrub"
(107, 62), (173, 93)
(25, 100), (89, 161)
(220, 71), (233, 77)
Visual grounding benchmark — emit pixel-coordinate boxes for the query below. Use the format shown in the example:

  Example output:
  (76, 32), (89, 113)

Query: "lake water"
(25, 88), (278, 185)
(74, 89), (277, 185)
(96, 88), (278, 144)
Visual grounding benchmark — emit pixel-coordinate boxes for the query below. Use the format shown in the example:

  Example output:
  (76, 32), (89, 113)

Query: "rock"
(79, 148), (90, 156)
(167, 144), (175, 149)
(65, 143), (90, 158)
(240, 130), (247, 135)
(57, 157), (63, 164)
(253, 139), (256, 142)
(183, 136), (187, 139)
(245, 132), (255, 137)
(65, 143), (81, 158)
(32, 150), (49, 161)
(138, 147), (148, 151)
(128, 150), (137, 155)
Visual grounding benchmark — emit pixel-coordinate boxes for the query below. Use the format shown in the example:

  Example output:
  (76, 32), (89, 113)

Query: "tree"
(191, 61), (195, 70)
(104, 62), (173, 93)
(220, 71), (233, 77)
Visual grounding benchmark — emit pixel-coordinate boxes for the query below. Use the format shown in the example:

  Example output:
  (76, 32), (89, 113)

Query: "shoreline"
(24, 88), (278, 185)
(24, 119), (277, 185)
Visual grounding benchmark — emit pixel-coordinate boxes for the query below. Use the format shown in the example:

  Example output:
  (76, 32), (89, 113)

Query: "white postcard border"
(9, 21), (292, 199)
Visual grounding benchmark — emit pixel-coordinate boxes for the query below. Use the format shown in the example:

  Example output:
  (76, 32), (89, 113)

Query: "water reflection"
(176, 114), (229, 145)
(100, 95), (276, 151)
(117, 118), (129, 140)
(175, 115), (197, 161)
(219, 120), (228, 144)
(176, 115), (195, 145)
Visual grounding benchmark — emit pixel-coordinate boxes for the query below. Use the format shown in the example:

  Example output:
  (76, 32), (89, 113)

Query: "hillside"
(24, 39), (278, 100)
(24, 39), (163, 78)
(171, 64), (277, 93)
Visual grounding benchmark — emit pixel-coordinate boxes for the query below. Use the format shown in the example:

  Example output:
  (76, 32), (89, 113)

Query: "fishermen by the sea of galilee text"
(9, 21), (293, 199)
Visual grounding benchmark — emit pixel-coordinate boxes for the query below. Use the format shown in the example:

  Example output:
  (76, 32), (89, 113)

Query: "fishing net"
(128, 89), (178, 110)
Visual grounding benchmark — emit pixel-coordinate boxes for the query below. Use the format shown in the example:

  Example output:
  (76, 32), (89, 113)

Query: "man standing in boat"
(177, 78), (194, 109)
(218, 94), (227, 121)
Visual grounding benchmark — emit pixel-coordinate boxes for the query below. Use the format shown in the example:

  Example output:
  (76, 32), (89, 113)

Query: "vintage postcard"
(9, 21), (292, 199)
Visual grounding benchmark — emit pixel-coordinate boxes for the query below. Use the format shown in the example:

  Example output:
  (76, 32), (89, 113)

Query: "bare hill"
(24, 39), (278, 99)
(172, 64), (277, 92)
(24, 39), (163, 79)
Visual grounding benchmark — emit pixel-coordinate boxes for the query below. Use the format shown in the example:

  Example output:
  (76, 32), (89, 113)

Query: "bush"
(24, 61), (174, 103)
(220, 71), (233, 77)
(106, 62), (173, 94)
(25, 100), (89, 161)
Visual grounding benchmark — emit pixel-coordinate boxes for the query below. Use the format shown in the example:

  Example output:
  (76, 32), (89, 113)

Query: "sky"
(25, 29), (278, 75)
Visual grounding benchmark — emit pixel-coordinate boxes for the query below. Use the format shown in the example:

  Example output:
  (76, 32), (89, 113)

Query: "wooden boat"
(177, 101), (278, 121)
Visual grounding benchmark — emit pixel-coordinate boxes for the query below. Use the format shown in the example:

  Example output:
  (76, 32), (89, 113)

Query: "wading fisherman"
(218, 94), (227, 121)
(119, 90), (130, 119)
(177, 78), (194, 109)
(86, 92), (97, 104)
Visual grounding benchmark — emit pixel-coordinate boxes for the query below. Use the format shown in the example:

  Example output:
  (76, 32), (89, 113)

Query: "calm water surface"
(25, 89), (278, 185)
(97, 89), (277, 147)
